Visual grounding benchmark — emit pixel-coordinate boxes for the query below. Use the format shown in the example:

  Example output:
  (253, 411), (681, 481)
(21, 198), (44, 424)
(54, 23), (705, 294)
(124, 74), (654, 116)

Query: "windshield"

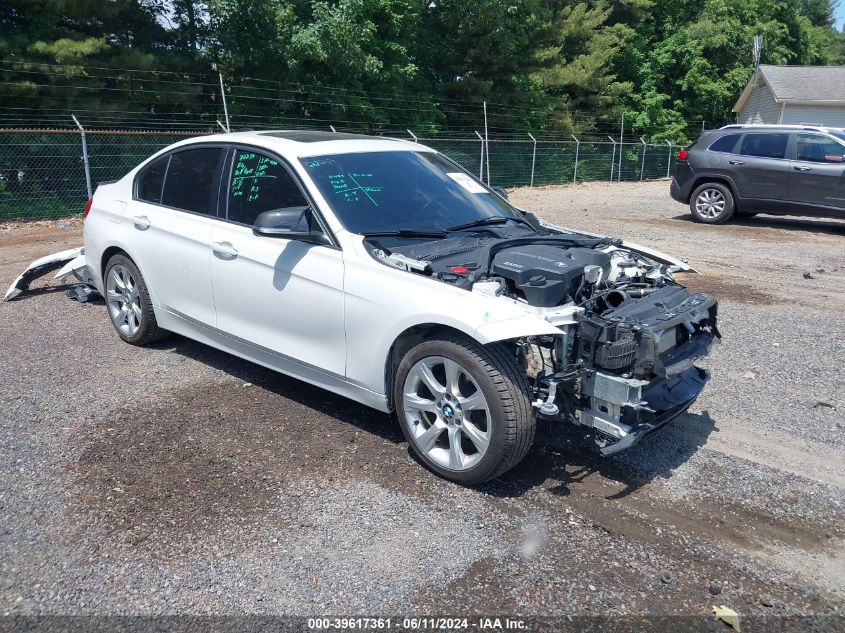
(300, 151), (519, 234)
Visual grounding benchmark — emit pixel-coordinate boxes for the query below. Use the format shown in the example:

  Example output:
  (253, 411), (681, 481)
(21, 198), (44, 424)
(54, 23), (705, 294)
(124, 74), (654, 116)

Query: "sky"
(836, 2), (845, 30)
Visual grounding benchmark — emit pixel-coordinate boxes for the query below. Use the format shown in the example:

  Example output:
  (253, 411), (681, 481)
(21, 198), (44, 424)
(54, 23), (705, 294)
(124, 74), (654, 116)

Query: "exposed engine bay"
(368, 226), (719, 455)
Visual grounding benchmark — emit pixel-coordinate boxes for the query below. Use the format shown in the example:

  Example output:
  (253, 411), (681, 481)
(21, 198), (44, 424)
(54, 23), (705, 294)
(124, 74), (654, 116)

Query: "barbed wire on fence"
(0, 60), (720, 142)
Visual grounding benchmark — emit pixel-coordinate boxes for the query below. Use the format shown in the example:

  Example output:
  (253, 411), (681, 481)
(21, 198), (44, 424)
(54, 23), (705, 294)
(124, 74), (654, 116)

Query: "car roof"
(719, 124), (844, 134)
(173, 129), (429, 157)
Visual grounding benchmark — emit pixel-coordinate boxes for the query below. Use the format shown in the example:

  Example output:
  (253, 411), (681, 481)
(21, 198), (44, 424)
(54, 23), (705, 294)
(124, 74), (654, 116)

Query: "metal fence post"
(475, 131), (485, 180)
(218, 73), (231, 133)
(528, 133), (537, 187)
(483, 102), (490, 185)
(639, 136), (647, 181)
(407, 129), (418, 143)
(607, 136), (617, 181)
(618, 113), (625, 183)
(571, 134), (580, 182)
(665, 140), (673, 177)
(71, 115), (92, 199)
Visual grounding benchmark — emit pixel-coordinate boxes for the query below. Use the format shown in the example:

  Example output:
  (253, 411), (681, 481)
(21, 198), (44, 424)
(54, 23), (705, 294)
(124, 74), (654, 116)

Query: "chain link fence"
(0, 127), (678, 221)
(0, 128), (203, 221)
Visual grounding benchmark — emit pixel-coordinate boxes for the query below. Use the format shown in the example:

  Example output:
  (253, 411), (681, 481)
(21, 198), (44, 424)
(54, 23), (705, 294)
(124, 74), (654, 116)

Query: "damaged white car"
(28, 131), (720, 484)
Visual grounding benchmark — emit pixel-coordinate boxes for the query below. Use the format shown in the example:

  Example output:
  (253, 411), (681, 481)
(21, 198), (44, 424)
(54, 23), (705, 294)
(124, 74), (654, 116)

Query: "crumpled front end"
(526, 284), (719, 455)
(364, 225), (719, 454)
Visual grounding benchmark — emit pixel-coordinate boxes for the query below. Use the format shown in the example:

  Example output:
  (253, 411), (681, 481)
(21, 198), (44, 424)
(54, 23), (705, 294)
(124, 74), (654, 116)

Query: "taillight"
(677, 149), (689, 161)
(83, 197), (93, 219)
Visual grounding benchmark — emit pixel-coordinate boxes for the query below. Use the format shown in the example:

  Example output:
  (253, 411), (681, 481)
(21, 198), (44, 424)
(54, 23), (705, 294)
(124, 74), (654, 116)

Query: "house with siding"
(733, 65), (845, 127)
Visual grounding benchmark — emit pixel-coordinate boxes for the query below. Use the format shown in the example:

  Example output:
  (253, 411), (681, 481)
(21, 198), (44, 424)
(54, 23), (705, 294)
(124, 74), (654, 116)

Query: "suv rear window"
(708, 134), (740, 153)
(739, 133), (788, 159)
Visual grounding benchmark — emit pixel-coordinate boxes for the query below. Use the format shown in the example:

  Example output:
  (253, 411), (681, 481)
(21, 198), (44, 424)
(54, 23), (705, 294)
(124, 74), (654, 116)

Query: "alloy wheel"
(695, 188), (726, 219)
(402, 356), (491, 471)
(106, 264), (142, 337)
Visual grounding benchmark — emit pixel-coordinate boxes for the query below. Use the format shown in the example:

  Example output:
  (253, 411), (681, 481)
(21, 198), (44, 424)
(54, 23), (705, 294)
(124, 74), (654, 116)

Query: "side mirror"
(492, 186), (509, 200)
(252, 206), (330, 245)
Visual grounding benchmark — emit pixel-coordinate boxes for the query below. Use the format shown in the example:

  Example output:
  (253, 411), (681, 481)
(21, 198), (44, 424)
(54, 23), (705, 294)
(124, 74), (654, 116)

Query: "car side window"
(160, 147), (226, 215)
(136, 155), (169, 204)
(226, 149), (308, 226)
(738, 133), (788, 159)
(796, 134), (845, 163)
(708, 134), (740, 153)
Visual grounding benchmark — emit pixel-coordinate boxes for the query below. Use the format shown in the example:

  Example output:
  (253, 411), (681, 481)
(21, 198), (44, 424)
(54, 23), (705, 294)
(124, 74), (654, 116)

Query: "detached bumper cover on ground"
(3, 246), (93, 301)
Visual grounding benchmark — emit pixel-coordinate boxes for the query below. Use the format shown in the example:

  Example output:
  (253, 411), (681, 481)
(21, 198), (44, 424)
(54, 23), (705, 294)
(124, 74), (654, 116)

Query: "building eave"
(779, 99), (845, 107)
(732, 70), (763, 113)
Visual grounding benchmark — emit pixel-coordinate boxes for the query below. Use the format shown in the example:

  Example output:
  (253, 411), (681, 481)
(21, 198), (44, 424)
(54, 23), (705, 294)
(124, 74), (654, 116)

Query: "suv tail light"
(677, 149), (689, 161)
(83, 197), (93, 219)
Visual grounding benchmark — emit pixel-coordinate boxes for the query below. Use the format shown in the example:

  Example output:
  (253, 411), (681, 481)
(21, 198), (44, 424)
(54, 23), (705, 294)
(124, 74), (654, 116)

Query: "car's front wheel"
(104, 254), (168, 345)
(393, 335), (534, 485)
(690, 182), (735, 224)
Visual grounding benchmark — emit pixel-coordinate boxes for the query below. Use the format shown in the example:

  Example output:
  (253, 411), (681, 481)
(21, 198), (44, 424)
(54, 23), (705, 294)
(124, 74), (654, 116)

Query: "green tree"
(620, 0), (835, 141)
(534, 1), (635, 134)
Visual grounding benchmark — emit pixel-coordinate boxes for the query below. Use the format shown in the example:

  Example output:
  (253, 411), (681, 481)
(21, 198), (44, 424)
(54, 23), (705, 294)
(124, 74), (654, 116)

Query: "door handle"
(211, 241), (238, 257)
(131, 215), (151, 229)
(728, 160), (744, 165)
(793, 166), (812, 172)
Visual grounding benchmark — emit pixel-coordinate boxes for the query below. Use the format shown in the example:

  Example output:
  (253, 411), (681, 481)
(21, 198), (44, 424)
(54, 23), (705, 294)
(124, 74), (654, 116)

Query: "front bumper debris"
(598, 366), (709, 456)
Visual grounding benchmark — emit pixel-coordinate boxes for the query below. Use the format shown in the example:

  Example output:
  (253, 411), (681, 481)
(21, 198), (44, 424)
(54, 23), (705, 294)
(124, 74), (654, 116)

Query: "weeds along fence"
(0, 127), (680, 221)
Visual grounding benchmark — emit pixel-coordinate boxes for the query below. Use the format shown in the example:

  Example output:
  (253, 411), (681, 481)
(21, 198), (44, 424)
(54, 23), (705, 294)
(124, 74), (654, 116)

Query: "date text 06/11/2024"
(307, 617), (528, 630)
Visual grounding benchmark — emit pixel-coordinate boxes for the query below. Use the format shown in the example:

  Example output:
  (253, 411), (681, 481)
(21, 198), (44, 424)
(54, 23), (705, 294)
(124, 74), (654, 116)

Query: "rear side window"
(161, 147), (225, 215)
(136, 156), (168, 204)
(708, 134), (740, 153)
(739, 133), (788, 159)
(226, 149), (308, 225)
(796, 133), (845, 163)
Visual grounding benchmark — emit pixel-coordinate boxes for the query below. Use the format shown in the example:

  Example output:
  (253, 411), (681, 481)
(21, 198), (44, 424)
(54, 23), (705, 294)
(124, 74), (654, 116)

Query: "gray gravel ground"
(0, 182), (843, 628)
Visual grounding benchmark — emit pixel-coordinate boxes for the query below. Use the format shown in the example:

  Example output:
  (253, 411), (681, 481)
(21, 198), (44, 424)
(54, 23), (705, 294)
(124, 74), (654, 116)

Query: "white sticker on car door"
(447, 172), (487, 193)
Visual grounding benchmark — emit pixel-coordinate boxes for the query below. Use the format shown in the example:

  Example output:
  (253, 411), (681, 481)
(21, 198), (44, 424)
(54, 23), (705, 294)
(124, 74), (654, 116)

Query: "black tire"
(104, 254), (169, 346)
(689, 182), (735, 224)
(393, 335), (534, 485)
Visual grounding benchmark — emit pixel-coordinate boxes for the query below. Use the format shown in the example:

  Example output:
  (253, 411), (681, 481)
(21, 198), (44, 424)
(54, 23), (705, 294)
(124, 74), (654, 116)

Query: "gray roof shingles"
(760, 64), (845, 102)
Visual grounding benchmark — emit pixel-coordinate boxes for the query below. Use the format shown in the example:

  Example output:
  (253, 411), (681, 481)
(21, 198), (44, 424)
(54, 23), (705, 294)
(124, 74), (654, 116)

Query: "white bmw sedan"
(84, 131), (719, 484)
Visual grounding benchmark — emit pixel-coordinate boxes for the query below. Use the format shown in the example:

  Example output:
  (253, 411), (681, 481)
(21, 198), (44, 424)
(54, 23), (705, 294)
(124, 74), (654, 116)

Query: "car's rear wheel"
(104, 254), (168, 345)
(690, 183), (735, 224)
(393, 335), (534, 485)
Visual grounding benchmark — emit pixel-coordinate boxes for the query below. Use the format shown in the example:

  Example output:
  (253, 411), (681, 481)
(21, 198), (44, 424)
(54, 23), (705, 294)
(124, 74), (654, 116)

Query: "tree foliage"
(1, 0), (844, 140)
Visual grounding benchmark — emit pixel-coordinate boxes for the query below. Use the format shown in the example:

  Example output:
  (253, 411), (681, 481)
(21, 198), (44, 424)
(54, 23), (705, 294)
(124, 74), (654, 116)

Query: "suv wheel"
(393, 335), (534, 485)
(104, 254), (168, 345)
(690, 183), (735, 224)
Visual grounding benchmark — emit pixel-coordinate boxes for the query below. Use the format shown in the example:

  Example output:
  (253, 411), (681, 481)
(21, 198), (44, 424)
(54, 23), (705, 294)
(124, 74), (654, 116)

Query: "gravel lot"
(1, 181), (843, 628)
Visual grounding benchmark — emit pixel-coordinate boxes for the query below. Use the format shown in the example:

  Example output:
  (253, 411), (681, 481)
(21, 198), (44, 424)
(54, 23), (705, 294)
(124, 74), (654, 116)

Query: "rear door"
(209, 147), (346, 376)
(789, 133), (845, 210)
(731, 132), (791, 201)
(128, 145), (226, 325)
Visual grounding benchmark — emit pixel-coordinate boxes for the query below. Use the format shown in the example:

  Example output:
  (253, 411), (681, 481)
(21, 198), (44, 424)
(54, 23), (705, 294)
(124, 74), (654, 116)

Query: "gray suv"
(670, 124), (845, 224)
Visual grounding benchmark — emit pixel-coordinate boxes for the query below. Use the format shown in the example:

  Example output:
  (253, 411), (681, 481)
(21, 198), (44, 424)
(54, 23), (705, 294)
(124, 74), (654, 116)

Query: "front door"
(209, 148), (346, 377)
(129, 146), (226, 325)
(789, 133), (845, 210)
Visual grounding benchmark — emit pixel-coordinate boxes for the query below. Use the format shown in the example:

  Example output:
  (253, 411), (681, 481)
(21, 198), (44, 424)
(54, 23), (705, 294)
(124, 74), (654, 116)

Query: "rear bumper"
(669, 178), (688, 204)
(600, 366), (709, 456)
